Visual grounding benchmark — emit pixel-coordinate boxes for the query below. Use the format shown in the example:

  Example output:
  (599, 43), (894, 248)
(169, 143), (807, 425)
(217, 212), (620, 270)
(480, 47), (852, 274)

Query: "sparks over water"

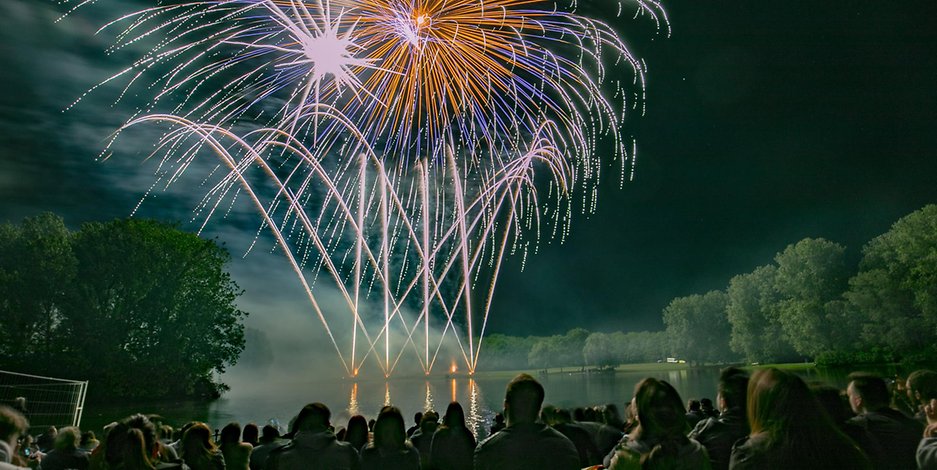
(60, 0), (668, 377)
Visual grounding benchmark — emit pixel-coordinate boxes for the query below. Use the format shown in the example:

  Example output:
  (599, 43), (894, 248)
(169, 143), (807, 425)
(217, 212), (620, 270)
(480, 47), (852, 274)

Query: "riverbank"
(471, 361), (817, 379)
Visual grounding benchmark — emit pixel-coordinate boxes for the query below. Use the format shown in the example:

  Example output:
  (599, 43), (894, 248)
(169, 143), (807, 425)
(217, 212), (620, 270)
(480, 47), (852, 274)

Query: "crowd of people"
(4, 367), (937, 469)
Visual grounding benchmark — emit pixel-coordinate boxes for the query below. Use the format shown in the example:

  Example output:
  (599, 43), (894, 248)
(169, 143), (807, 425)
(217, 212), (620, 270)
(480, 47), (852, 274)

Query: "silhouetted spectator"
(15, 434), (35, 466)
(343, 416), (369, 453)
(916, 398), (937, 469)
(847, 372), (921, 469)
(405, 413), (422, 438)
(685, 400), (705, 428)
(38, 426), (88, 470)
(595, 421), (625, 458)
(602, 404), (626, 431)
(409, 410), (437, 468)
(729, 368), (870, 469)
(487, 414), (504, 436)
(811, 383), (884, 467)
(575, 408), (601, 442)
(689, 367), (750, 470)
(242, 424), (259, 448)
(10, 400), (26, 422)
(145, 415), (175, 456)
(584, 408), (600, 423)
(550, 408), (601, 467)
(430, 402), (476, 470)
(573, 409), (622, 457)
(700, 398), (718, 418)
(79, 431), (99, 453)
(98, 421), (155, 470)
(220, 422), (252, 470)
(359, 406), (419, 470)
(148, 420), (181, 465)
(0, 405), (30, 470)
(248, 425), (284, 470)
(907, 370), (937, 423)
(181, 423), (225, 470)
(474, 374), (579, 470)
(131, 414), (185, 468)
(36, 427), (57, 454)
(159, 426), (174, 446)
(267, 403), (358, 470)
(621, 401), (638, 435)
(605, 378), (709, 469)
(96, 414), (186, 470)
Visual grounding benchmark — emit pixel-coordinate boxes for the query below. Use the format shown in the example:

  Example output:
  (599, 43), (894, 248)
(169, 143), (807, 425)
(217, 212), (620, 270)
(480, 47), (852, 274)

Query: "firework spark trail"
(124, 114), (352, 372)
(261, 110), (573, 374)
(126, 109), (573, 375)
(62, 0), (666, 376)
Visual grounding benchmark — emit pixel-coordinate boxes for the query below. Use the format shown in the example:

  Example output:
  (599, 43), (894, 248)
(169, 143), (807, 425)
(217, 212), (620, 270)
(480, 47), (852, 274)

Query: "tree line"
(0, 213), (247, 400)
(477, 204), (937, 370)
(476, 328), (670, 371)
(4, 205), (933, 389)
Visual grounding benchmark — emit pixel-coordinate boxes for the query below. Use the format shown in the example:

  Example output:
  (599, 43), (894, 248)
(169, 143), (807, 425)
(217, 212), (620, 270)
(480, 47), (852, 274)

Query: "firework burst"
(60, 0), (668, 377)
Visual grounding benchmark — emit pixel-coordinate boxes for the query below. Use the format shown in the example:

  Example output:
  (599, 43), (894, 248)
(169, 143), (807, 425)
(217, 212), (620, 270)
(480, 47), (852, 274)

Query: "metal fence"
(0, 369), (88, 431)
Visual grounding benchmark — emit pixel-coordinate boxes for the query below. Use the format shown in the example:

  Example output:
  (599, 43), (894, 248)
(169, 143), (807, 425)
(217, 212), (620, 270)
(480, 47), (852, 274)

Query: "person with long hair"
(409, 411), (437, 468)
(359, 406), (419, 470)
(219, 423), (251, 470)
(241, 424), (259, 449)
(343, 416), (369, 452)
(1, 405), (33, 470)
(430, 402), (476, 470)
(729, 368), (871, 469)
(180, 423), (225, 470)
(91, 414), (185, 470)
(99, 423), (156, 470)
(605, 378), (710, 469)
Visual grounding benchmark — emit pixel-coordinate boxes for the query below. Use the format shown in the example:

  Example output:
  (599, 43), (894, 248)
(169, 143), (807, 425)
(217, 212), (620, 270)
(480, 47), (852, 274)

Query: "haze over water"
(78, 365), (876, 438)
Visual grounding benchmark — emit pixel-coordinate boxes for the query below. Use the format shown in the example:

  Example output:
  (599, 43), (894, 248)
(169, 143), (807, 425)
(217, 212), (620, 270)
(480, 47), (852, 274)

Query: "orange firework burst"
(62, 0), (667, 377)
(350, 0), (641, 160)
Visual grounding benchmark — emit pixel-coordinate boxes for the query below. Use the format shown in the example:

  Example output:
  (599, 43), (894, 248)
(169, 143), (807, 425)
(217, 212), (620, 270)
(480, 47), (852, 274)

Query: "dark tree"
(847, 205), (937, 356)
(0, 213), (248, 400)
(528, 335), (563, 369)
(662, 290), (732, 364)
(0, 213), (76, 367)
(527, 328), (591, 369)
(773, 238), (850, 357)
(583, 332), (623, 367)
(476, 334), (539, 370)
(726, 265), (797, 363)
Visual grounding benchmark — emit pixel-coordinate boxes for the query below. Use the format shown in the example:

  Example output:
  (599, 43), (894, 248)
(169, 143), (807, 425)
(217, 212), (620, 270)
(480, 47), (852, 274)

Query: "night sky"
(2, 0), (937, 345)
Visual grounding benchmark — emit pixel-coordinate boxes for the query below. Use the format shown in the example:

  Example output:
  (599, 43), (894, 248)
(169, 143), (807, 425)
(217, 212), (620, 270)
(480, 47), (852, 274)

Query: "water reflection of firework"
(61, 0), (667, 377)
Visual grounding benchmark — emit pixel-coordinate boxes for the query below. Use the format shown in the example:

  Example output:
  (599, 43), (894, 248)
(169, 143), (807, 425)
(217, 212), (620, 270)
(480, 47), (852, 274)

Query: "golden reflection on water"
(341, 378), (491, 438)
(348, 382), (360, 416)
(467, 378), (484, 436)
(425, 381), (434, 412)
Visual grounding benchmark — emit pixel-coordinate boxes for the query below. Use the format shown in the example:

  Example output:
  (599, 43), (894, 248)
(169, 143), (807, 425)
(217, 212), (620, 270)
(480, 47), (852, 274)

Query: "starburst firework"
(60, 0), (667, 377)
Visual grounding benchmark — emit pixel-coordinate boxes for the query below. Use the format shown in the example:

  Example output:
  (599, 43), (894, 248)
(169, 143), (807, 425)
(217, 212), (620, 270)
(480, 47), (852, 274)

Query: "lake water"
(79, 364), (891, 439)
